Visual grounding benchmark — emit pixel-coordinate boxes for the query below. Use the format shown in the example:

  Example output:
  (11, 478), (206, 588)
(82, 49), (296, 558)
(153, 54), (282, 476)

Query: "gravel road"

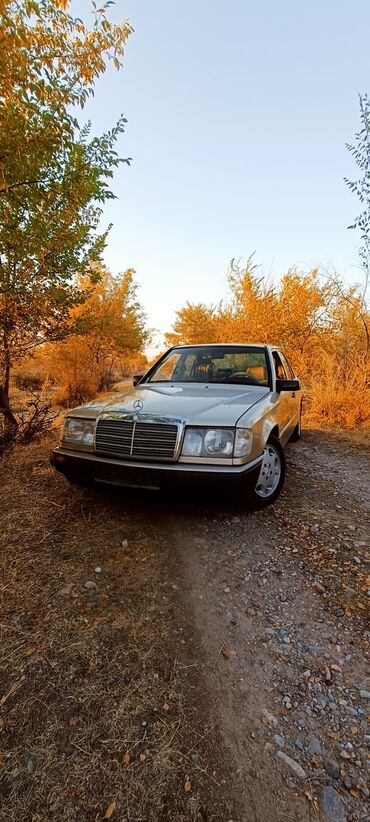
(1, 428), (369, 821)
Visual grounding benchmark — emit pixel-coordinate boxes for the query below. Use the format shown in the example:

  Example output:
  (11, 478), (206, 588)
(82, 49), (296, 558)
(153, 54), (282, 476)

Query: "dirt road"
(0, 430), (369, 821)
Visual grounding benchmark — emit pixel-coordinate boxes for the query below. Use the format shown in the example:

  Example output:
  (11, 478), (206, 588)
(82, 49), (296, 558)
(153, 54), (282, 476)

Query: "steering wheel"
(228, 372), (260, 385)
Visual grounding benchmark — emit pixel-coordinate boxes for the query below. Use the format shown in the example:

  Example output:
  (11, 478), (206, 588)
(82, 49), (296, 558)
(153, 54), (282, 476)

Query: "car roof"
(172, 343), (278, 351)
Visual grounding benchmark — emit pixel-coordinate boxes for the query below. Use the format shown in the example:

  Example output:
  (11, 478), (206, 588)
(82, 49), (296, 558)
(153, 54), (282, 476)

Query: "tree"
(45, 266), (149, 405)
(165, 302), (217, 346)
(0, 1), (132, 427)
(344, 94), (370, 352)
(345, 95), (370, 291)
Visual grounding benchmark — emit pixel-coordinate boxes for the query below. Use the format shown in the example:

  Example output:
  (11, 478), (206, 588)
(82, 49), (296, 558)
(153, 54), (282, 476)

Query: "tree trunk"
(0, 383), (18, 427)
(0, 334), (18, 428)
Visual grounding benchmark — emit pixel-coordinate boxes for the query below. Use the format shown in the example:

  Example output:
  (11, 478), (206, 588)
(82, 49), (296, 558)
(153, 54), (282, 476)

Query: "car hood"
(68, 383), (270, 427)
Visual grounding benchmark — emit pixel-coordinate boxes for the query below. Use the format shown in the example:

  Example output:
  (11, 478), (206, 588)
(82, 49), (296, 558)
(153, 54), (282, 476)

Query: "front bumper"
(50, 447), (263, 492)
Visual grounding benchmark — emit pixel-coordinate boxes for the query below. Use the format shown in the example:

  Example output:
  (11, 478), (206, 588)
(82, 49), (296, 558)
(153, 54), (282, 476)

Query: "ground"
(0, 429), (369, 821)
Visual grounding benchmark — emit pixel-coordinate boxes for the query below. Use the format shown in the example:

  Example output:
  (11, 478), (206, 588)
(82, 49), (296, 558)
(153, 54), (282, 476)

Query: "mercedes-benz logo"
(133, 399), (143, 411)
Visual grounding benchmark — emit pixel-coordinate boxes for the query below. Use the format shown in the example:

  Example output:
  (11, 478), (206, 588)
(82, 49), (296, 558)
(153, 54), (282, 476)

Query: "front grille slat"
(95, 418), (178, 461)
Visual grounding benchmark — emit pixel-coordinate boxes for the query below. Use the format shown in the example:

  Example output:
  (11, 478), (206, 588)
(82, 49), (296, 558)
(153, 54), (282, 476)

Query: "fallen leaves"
(221, 648), (230, 660)
(184, 780), (192, 792)
(103, 801), (116, 818)
(122, 752), (130, 765)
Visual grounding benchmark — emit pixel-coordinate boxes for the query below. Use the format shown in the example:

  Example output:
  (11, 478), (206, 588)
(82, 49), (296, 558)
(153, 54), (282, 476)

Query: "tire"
(290, 405), (302, 442)
(250, 434), (286, 508)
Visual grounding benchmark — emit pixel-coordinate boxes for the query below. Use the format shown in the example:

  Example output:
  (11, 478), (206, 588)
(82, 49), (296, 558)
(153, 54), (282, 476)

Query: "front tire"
(250, 435), (285, 507)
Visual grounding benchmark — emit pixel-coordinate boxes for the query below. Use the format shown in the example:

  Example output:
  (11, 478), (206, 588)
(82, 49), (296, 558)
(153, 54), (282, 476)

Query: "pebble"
(57, 583), (74, 596)
(261, 708), (278, 727)
(340, 749), (351, 760)
(320, 786), (345, 822)
(309, 524), (320, 534)
(274, 734), (285, 748)
(313, 581), (325, 594)
(121, 539), (128, 549)
(324, 759), (340, 779)
(294, 738), (303, 751)
(359, 690), (370, 699)
(84, 580), (97, 591)
(94, 566), (102, 574)
(282, 696), (292, 709)
(224, 587), (230, 593)
(27, 759), (34, 774)
(307, 737), (321, 756)
(276, 751), (306, 779)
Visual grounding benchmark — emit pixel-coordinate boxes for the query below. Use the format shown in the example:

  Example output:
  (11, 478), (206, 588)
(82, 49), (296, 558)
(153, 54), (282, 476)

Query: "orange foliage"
(20, 266), (149, 406)
(166, 259), (370, 428)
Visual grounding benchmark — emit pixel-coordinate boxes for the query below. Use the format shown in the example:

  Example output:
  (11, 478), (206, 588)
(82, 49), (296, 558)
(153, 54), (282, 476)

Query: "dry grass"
(0, 438), (235, 821)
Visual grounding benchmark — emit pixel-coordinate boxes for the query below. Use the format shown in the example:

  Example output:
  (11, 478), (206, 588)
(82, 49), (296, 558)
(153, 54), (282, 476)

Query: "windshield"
(147, 346), (269, 386)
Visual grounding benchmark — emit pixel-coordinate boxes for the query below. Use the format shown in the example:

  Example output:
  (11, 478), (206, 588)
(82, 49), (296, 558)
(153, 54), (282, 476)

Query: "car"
(50, 343), (302, 506)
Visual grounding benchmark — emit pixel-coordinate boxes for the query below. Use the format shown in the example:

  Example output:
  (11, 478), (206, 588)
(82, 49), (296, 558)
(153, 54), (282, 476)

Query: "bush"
(305, 352), (370, 428)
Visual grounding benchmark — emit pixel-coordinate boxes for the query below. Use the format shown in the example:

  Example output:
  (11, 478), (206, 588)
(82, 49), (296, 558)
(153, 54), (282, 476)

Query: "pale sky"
(74, 0), (370, 351)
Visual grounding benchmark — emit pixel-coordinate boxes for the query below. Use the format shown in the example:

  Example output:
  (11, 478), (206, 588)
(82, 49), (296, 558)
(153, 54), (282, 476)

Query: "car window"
(150, 351), (181, 382)
(147, 346), (270, 385)
(280, 352), (295, 379)
(272, 351), (288, 380)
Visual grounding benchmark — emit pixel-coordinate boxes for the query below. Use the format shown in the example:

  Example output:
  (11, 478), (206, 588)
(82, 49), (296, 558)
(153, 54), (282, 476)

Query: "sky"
(74, 0), (370, 352)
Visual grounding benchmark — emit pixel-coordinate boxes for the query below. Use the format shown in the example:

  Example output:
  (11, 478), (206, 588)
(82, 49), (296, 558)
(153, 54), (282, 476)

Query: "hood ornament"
(133, 399), (144, 411)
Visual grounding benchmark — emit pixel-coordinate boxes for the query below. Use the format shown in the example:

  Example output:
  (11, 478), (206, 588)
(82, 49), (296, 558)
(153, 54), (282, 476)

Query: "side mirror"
(276, 378), (300, 392)
(133, 374), (144, 387)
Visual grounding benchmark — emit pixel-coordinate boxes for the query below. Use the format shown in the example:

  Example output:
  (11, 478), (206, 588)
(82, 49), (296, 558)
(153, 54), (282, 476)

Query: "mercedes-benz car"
(50, 344), (302, 506)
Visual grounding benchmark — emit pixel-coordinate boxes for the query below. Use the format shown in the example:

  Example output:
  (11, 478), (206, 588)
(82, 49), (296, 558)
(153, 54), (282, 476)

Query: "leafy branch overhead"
(344, 94), (370, 294)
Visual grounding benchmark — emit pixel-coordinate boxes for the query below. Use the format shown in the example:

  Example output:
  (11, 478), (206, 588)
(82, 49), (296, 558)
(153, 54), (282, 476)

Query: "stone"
(324, 759), (340, 779)
(359, 689), (370, 699)
(261, 708), (278, 727)
(294, 738), (303, 751)
(276, 751), (306, 779)
(274, 734), (285, 748)
(313, 581), (326, 594)
(57, 583), (74, 596)
(340, 749), (351, 760)
(94, 566), (102, 574)
(320, 786), (345, 822)
(121, 539), (128, 549)
(84, 580), (97, 591)
(310, 524), (320, 534)
(307, 737), (321, 757)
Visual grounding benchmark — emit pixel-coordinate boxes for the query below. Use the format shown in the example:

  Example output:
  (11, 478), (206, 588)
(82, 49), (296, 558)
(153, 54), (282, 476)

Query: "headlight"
(62, 417), (95, 446)
(181, 428), (204, 456)
(182, 427), (234, 458)
(204, 429), (234, 455)
(234, 428), (252, 457)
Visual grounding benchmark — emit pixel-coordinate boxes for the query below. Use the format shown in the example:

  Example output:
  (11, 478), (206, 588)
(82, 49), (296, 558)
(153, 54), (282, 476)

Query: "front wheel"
(250, 435), (285, 507)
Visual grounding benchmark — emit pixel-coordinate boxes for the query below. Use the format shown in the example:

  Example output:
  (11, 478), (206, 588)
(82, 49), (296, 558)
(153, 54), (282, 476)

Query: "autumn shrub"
(13, 357), (53, 393)
(304, 352), (370, 428)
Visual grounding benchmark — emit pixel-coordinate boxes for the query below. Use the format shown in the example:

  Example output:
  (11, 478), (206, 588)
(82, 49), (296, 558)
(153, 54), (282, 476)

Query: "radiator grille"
(95, 419), (179, 461)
